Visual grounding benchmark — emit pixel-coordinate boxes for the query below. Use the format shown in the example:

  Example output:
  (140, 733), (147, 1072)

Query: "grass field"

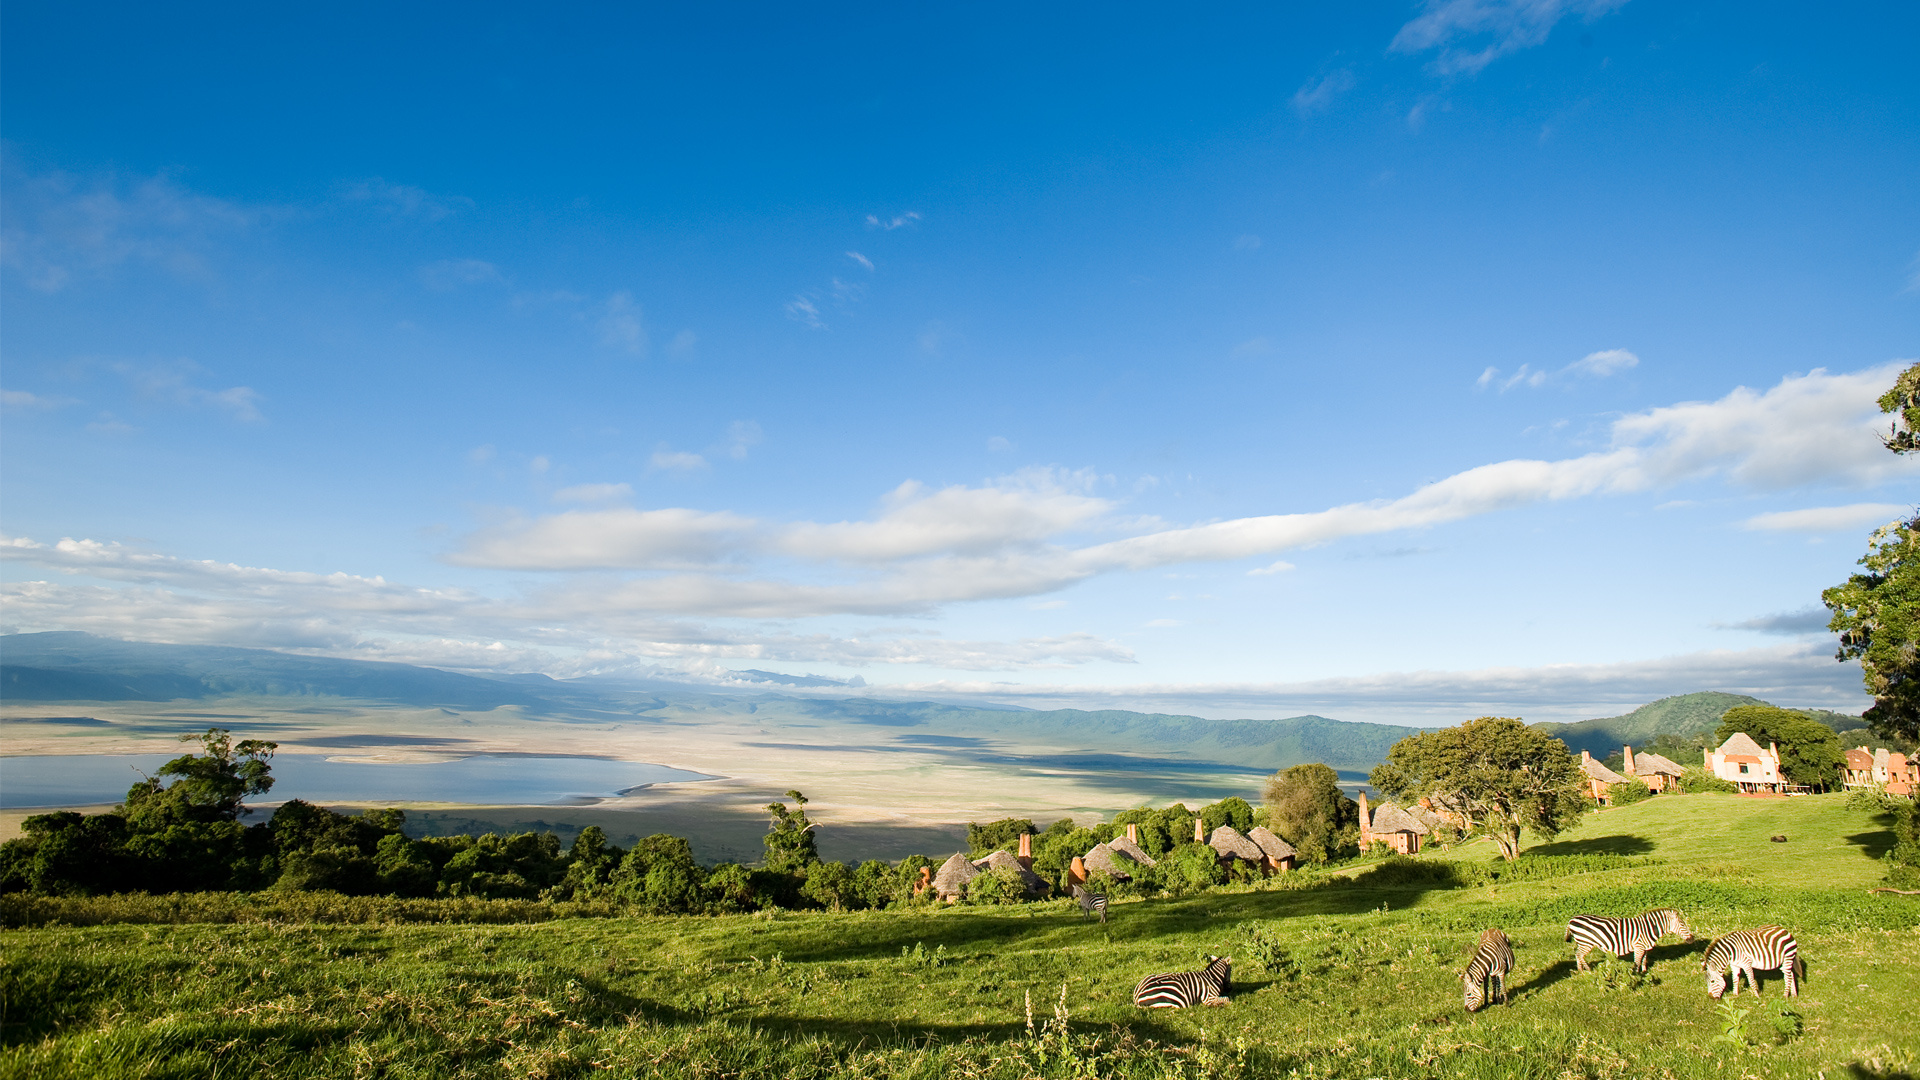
(3, 793), (1916, 1079)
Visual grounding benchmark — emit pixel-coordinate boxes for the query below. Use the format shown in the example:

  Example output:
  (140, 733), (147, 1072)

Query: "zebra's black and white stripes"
(1461, 928), (1515, 1012)
(1133, 955), (1232, 1008)
(1703, 925), (1802, 999)
(1565, 908), (1693, 973)
(1070, 884), (1108, 923)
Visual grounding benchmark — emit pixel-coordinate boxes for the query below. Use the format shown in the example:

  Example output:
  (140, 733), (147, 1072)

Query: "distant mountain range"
(0, 633), (1869, 776)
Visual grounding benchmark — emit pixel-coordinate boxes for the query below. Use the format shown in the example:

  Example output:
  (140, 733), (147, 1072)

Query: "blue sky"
(3, 1), (1917, 723)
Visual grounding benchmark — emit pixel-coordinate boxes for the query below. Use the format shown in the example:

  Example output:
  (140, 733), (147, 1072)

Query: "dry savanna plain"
(2, 791), (1916, 1079)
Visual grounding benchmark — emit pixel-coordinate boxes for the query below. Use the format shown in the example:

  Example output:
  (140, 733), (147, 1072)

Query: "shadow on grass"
(712, 1012), (1190, 1046)
(1510, 959), (1578, 1002)
(1523, 835), (1656, 857)
(758, 883), (1440, 963)
(1845, 830), (1896, 860)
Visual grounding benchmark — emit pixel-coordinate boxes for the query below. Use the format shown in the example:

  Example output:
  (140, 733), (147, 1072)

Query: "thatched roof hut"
(1207, 825), (1263, 862)
(1081, 842), (1139, 881)
(933, 852), (979, 901)
(1579, 754), (1628, 786)
(1367, 801), (1430, 837)
(971, 849), (1047, 894)
(1107, 833), (1158, 867)
(1404, 802), (1448, 834)
(1246, 826), (1296, 865)
(1631, 751), (1685, 777)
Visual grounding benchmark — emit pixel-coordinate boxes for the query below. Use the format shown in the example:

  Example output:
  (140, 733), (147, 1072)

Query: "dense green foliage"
(1826, 515), (1920, 744)
(1678, 766), (1740, 794)
(966, 818), (1036, 857)
(1370, 717), (1587, 860)
(1715, 705), (1847, 788)
(1607, 780), (1652, 806)
(3, 795), (1914, 1079)
(1260, 763), (1358, 865)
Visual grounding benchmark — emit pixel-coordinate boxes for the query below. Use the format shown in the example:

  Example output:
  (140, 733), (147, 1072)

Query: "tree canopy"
(1261, 763), (1357, 866)
(762, 790), (819, 875)
(1713, 705), (1846, 788)
(1825, 515), (1920, 744)
(1369, 717), (1586, 861)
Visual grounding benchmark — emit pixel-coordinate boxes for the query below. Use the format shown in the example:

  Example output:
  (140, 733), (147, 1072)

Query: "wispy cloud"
(599, 291), (647, 354)
(845, 251), (875, 271)
(649, 449), (709, 474)
(785, 295), (825, 329)
(1291, 69), (1356, 116)
(1478, 348), (1638, 391)
(340, 178), (473, 221)
(1391, 0), (1628, 76)
(552, 483), (634, 505)
(1, 389), (76, 410)
(115, 360), (264, 422)
(865, 211), (922, 230)
(0, 164), (259, 292)
(1247, 560), (1295, 576)
(1741, 502), (1910, 533)
(725, 420), (763, 460)
(418, 258), (501, 291)
(1719, 608), (1832, 636)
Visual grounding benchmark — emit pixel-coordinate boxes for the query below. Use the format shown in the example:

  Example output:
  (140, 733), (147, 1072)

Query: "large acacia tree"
(1822, 361), (1920, 743)
(1369, 717), (1586, 861)
(1261, 763), (1358, 866)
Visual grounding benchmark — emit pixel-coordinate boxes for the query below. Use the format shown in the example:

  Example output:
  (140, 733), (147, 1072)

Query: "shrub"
(1680, 766), (1739, 794)
(965, 866), (1028, 905)
(1609, 781), (1653, 806)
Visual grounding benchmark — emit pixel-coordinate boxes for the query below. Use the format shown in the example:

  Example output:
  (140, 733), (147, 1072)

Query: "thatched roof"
(933, 852), (979, 898)
(1580, 756), (1628, 785)
(971, 849), (1046, 893)
(1716, 732), (1768, 758)
(1367, 801), (1430, 836)
(1632, 752), (1685, 777)
(1107, 834), (1158, 867)
(1081, 842), (1139, 880)
(1404, 803), (1448, 833)
(1246, 826), (1296, 862)
(1207, 825), (1263, 861)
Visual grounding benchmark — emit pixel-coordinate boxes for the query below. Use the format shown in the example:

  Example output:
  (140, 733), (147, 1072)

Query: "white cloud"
(599, 291), (647, 355)
(987, 436), (1014, 453)
(649, 449), (709, 473)
(725, 421), (763, 461)
(1247, 560), (1295, 576)
(115, 361), (264, 422)
(447, 508), (751, 570)
(865, 212), (922, 230)
(785, 296), (825, 329)
(1566, 348), (1638, 377)
(1391, 0), (1629, 76)
(0, 165), (259, 292)
(1233, 234), (1263, 251)
(776, 470), (1112, 563)
(1291, 69), (1356, 116)
(846, 251), (875, 271)
(1741, 503), (1910, 533)
(1, 389), (74, 410)
(669, 330), (698, 356)
(552, 483), (634, 505)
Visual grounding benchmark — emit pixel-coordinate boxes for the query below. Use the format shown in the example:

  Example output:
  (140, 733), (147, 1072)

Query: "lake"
(0, 752), (718, 809)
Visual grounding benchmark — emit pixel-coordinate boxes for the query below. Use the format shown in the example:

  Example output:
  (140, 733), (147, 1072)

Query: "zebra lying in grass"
(1133, 955), (1232, 1008)
(1704, 926), (1803, 999)
(1070, 884), (1108, 923)
(1461, 928), (1515, 1012)
(1565, 908), (1693, 973)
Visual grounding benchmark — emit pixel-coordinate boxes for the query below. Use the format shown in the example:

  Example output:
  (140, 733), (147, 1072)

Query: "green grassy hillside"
(1538, 692), (1875, 757)
(4, 794), (1913, 1079)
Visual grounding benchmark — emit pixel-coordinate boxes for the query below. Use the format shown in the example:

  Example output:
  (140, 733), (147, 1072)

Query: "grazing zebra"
(1461, 928), (1516, 1012)
(1070, 884), (1108, 923)
(1133, 955), (1232, 1008)
(1703, 926), (1803, 999)
(1565, 908), (1693, 973)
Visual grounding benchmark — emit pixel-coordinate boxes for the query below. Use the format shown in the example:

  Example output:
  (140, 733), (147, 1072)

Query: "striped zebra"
(1133, 955), (1232, 1008)
(1460, 928), (1515, 1012)
(1565, 908), (1693, 973)
(1070, 884), (1108, 924)
(1703, 926), (1802, 999)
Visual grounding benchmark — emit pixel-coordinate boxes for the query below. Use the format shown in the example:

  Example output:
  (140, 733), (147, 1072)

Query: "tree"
(1261, 763), (1358, 866)
(762, 790), (818, 875)
(1713, 705), (1846, 789)
(1369, 717), (1587, 861)
(1825, 516), (1920, 744)
(1200, 797), (1255, 834)
(123, 728), (278, 829)
(965, 817), (1034, 857)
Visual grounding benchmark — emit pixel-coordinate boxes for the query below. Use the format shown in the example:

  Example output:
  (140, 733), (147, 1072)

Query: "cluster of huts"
(1842, 745), (1916, 795)
(1577, 745), (1688, 803)
(920, 818), (1301, 902)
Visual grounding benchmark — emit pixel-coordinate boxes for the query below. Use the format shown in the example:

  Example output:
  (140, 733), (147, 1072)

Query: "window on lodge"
(1738, 764), (1750, 774)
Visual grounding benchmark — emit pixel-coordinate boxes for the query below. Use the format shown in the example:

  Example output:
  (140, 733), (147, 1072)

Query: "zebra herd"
(1092, 898), (1805, 1010)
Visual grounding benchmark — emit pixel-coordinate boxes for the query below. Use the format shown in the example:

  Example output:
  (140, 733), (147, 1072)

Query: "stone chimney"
(1623, 745), (1635, 776)
(1581, 749), (1592, 766)
(1069, 856), (1087, 886)
(1357, 791), (1371, 847)
(1017, 832), (1033, 871)
(1125, 823), (1139, 844)
(1194, 817), (1206, 844)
